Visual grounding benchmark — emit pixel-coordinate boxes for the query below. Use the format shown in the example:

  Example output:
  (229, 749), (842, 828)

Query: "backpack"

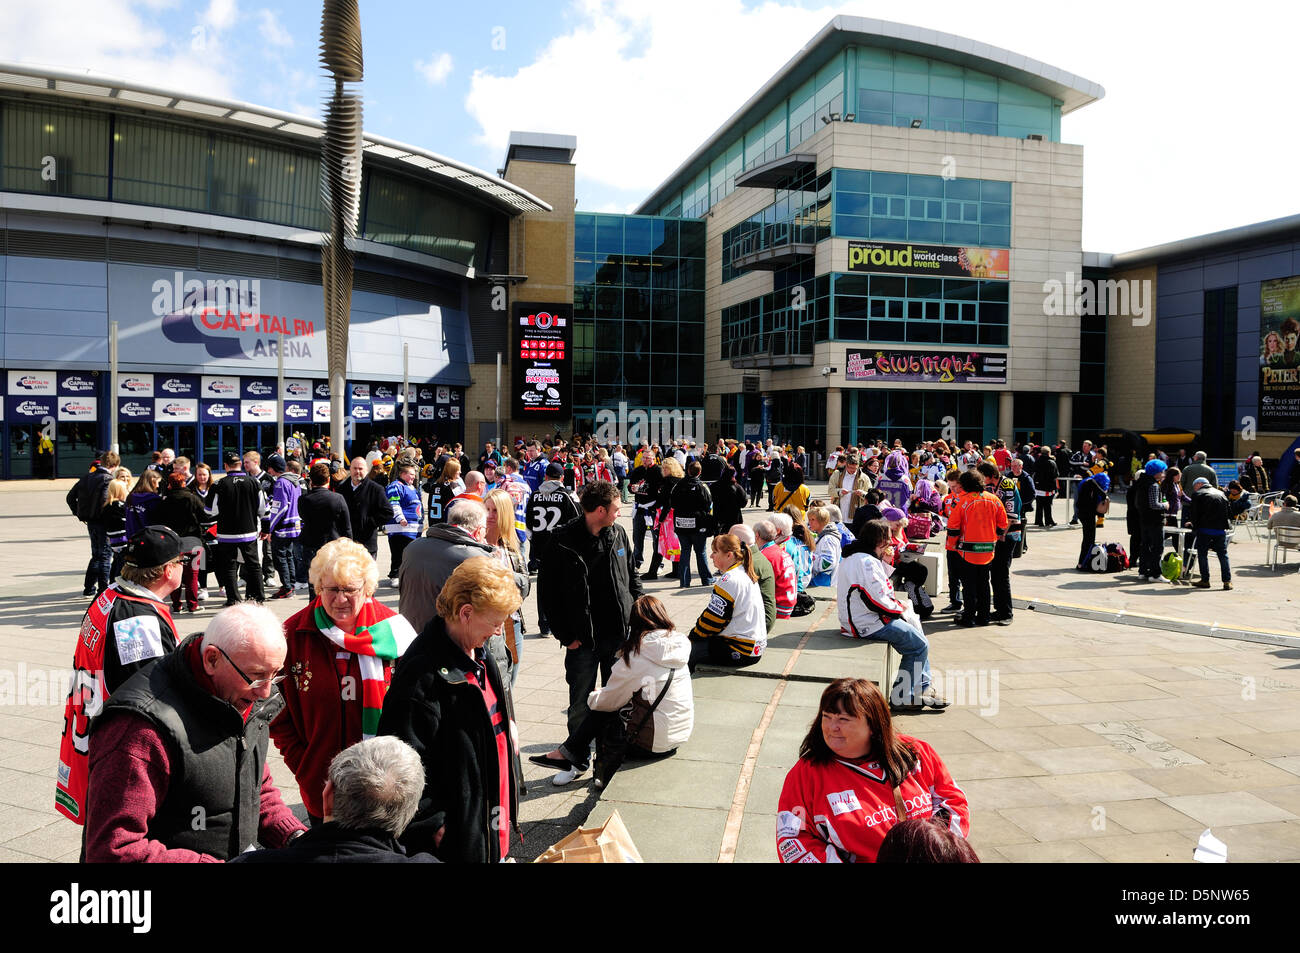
(790, 590), (816, 617)
(899, 577), (934, 619)
(1084, 542), (1129, 573)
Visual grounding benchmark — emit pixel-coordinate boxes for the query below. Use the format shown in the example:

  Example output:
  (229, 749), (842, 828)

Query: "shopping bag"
(534, 810), (644, 863)
(658, 509), (681, 562)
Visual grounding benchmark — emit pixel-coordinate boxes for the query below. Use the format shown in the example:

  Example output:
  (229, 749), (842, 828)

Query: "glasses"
(214, 645), (285, 689)
(321, 586), (364, 598)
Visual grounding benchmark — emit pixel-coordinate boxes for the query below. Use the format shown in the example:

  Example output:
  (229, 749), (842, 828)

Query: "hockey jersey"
(55, 583), (179, 824)
(945, 490), (1007, 565)
(690, 566), (767, 659)
(837, 552), (921, 639)
(776, 737), (970, 863)
(385, 480), (422, 538)
(759, 541), (797, 619)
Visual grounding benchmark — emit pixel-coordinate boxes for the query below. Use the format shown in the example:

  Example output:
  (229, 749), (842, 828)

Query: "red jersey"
(777, 736), (969, 863)
(945, 490), (1007, 565)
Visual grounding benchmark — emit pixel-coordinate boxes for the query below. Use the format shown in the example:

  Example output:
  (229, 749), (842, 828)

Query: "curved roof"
(0, 61), (551, 215)
(637, 15), (1105, 215)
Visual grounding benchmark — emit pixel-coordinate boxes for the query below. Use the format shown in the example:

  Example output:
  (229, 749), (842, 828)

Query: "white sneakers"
(551, 765), (588, 786)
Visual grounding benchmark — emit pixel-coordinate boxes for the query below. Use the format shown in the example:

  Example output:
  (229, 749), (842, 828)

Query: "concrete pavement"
(2, 480), (1299, 863)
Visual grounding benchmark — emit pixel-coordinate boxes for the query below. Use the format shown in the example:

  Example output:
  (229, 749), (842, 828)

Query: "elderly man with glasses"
(82, 602), (307, 861)
(271, 538), (417, 826)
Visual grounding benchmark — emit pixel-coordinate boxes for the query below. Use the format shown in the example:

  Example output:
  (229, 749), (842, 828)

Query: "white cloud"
(257, 9), (292, 47)
(466, 0), (838, 199)
(200, 0), (239, 32)
(415, 52), (454, 86)
(0, 0), (238, 100)
(467, 0), (1300, 253)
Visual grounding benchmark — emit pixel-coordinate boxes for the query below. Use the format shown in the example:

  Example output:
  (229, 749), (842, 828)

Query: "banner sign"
(372, 403), (396, 421)
(156, 374), (199, 397)
(7, 395), (55, 419)
(200, 400), (239, 423)
(118, 398), (154, 420)
(845, 348), (1008, 384)
(8, 371), (56, 396)
(1260, 276), (1300, 431)
(847, 240), (1010, 280)
(513, 302), (572, 419)
(283, 379), (313, 400)
(118, 374), (154, 397)
(418, 405), (435, 420)
(241, 378), (276, 400)
(372, 383), (396, 402)
(313, 401), (331, 422)
(202, 375), (240, 399)
(283, 401), (312, 422)
(241, 400), (277, 423)
(58, 373), (99, 396)
(155, 398), (198, 422)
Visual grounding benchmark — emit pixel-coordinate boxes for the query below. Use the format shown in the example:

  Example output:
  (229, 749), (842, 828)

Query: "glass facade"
(832, 170), (1011, 248)
(572, 213), (707, 431)
(845, 389), (992, 449)
(0, 97), (497, 266)
(831, 272), (1009, 347)
(722, 170), (830, 282)
(651, 44), (1060, 220)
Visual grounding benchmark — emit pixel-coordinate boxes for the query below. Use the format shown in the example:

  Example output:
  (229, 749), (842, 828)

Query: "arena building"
(0, 62), (551, 478)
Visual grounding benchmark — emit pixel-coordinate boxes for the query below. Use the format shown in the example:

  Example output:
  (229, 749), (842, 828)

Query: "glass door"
(57, 422), (98, 478)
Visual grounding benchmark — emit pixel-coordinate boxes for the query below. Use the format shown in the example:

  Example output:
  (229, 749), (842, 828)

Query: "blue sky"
(2, 0), (1298, 252)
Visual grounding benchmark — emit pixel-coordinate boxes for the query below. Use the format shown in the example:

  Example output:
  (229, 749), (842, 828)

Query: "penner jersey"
(776, 736), (969, 863)
(525, 480), (581, 557)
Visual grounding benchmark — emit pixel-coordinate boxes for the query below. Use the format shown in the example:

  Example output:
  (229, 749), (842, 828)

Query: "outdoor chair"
(1267, 525), (1300, 570)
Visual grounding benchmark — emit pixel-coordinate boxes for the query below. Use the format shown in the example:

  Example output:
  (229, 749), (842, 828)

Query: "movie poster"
(1259, 276), (1300, 431)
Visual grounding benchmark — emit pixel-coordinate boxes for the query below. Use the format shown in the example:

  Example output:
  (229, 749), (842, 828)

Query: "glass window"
(945, 179), (980, 201)
(113, 116), (210, 212)
(930, 96), (963, 120)
(595, 216), (623, 252)
(894, 93), (928, 117)
(873, 172), (907, 195)
(981, 180), (1011, 203)
(888, 198), (906, 217)
(908, 175), (944, 198)
(871, 275), (906, 298)
(945, 223), (979, 244)
(910, 278), (943, 299)
(964, 98), (997, 120)
(835, 215), (869, 237)
(623, 217), (653, 255)
(651, 321), (677, 353)
(1, 101), (110, 198)
(870, 320), (905, 341)
(981, 203), (1010, 226)
(857, 91), (892, 115)
(907, 219), (942, 241)
(980, 226), (1010, 247)
(679, 222), (706, 258)
(907, 321), (941, 343)
(979, 282), (1009, 302)
(574, 214), (596, 252)
(838, 192), (872, 216)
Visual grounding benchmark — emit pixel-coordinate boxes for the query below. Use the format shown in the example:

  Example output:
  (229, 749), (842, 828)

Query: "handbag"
(624, 668), (675, 751)
(596, 668), (677, 786)
(1096, 496), (1111, 516)
(658, 509), (681, 562)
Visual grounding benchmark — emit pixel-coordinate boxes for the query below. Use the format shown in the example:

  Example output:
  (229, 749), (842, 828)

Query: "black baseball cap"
(123, 526), (188, 569)
(545, 462), (564, 478)
(223, 451), (241, 466)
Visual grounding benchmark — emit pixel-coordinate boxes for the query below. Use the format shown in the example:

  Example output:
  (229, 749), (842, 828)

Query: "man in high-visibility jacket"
(946, 469), (1007, 627)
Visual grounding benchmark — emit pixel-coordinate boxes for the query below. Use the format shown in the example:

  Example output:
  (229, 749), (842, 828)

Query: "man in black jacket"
(1187, 477), (1232, 590)
(208, 452), (268, 606)
(231, 736), (437, 864)
(68, 450), (118, 596)
(670, 460), (714, 588)
(1034, 448), (1059, 527)
(297, 461), (352, 597)
(539, 481), (642, 778)
(628, 454), (662, 571)
(337, 456), (389, 559)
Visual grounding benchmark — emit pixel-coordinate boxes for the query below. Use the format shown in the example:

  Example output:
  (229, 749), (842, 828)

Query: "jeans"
(1035, 494), (1057, 526)
(1196, 533), (1231, 583)
(272, 536), (299, 591)
(632, 506), (651, 569)
(676, 528), (712, 587)
(872, 618), (932, 705)
(84, 522), (111, 594)
(293, 539), (308, 585)
(960, 561), (992, 624)
(991, 537), (1016, 617)
(749, 479), (765, 507)
(564, 643), (616, 757)
(216, 539), (265, 603)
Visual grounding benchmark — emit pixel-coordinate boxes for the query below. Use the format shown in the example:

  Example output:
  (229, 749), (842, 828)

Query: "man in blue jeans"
(1187, 477), (1232, 590)
(836, 518), (949, 711)
(67, 450), (117, 596)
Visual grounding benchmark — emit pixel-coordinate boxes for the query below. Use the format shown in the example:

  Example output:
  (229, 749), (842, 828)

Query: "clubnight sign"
(512, 302), (571, 419)
(845, 348), (1008, 384)
(848, 240), (1010, 280)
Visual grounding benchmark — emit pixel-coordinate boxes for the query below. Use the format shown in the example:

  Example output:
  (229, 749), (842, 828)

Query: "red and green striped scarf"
(313, 598), (418, 738)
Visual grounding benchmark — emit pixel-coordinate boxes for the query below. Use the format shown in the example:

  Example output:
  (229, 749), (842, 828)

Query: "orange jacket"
(946, 490), (1007, 565)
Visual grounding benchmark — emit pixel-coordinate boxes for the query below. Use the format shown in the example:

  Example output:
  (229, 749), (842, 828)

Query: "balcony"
(726, 220), (819, 272)
(726, 324), (815, 370)
(734, 153), (818, 190)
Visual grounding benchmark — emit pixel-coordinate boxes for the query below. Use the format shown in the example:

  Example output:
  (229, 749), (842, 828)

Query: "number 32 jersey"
(526, 479), (581, 555)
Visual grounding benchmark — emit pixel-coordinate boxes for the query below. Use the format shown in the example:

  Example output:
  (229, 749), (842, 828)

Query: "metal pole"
(402, 343), (409, 444)
(495, 351), (502, 447)
(109, 321), (119, 453)
(277, 330), (285, 450)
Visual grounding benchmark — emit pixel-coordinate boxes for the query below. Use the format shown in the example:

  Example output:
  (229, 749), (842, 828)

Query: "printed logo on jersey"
(827, 789), (863, 816)
(776, 810), (803, 838)
(114, 615), (165, 666)
(778, 838), (806, 863)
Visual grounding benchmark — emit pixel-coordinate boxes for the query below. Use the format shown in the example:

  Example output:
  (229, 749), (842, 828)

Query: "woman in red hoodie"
(777, 678), (968, 863)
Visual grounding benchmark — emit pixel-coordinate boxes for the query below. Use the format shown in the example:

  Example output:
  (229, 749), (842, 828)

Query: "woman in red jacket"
(271, 538), (418, 824)
(776, 677), (969, 863)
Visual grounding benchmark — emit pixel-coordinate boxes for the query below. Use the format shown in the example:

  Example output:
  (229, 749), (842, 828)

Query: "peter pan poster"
(1259, 276), (1300, 431)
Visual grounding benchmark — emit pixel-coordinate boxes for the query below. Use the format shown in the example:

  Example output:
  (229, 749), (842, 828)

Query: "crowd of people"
(56, 428), (1298, 863)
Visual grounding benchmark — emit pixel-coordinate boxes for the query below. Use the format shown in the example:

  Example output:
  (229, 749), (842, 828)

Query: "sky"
(1, 0), (1296, 253)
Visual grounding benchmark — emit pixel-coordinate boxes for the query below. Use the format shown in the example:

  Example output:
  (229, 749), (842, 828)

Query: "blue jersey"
(522, 457), (549, 494)
(385, 480), (422, 538)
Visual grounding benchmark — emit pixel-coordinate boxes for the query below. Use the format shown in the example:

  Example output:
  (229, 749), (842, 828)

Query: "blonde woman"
(377, 556), (523, 863)
(484, 488), (530, 685)
(104, 478), (131, 583)
(272, 538), (417, 825)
